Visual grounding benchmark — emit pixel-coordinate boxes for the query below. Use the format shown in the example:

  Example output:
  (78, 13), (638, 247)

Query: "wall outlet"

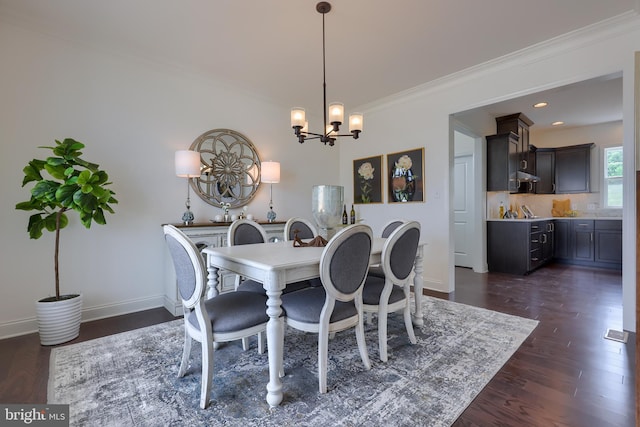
(587, 203), (598, 211)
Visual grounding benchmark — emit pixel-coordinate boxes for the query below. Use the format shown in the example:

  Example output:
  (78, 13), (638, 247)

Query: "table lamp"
(175, 150), (201, 225)
(261, 161), (280, 222)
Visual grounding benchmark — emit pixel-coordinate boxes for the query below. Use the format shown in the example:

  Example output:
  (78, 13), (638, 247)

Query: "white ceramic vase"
(36, 294), (82, 346)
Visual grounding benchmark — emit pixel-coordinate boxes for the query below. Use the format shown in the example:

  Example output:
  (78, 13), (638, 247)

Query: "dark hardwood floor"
(0, 264), (634, 426)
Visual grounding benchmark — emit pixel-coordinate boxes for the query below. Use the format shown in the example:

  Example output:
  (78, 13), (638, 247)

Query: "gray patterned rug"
(48, 296), (538, 426)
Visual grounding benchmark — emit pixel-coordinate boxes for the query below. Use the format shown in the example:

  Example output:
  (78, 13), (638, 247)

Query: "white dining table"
(202, 237), (425, 408)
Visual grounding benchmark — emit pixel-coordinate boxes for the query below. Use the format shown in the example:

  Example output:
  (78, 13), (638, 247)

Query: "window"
(604, 146), (623, 208)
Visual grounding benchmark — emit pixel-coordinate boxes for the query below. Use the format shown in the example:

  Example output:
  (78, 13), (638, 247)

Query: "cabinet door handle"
(529, 181), (533, 192)
(591, 232), (593, 242)
(552, 183), (556, 192)
(542, 234), (547, 243)
(521, 159), (527, 170)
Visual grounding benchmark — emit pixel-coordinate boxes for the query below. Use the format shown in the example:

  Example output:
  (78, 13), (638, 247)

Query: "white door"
(454, 154), (474, 267)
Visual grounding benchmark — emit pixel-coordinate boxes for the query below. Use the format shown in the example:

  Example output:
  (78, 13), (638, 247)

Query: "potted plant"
(15, 138), (117, 345)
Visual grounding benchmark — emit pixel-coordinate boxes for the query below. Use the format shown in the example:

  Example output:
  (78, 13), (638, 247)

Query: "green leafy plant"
(15, 138), (118, 301)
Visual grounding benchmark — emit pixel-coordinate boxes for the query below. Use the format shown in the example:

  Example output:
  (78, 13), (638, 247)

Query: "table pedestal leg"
(206, 259), (220, 300)
(265, 286), (284, 408)
(412, 246), (425, 327)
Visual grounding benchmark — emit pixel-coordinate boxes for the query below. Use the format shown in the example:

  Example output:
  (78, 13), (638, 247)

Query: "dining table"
(202, 236), (425, 408)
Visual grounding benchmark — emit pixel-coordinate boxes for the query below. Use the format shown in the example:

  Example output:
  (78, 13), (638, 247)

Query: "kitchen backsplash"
(486, 192), (623, 219)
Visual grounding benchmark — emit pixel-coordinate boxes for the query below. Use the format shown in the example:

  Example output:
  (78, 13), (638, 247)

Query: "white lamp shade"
(261, 161), (280, 184)
(175, 150), (201, 177)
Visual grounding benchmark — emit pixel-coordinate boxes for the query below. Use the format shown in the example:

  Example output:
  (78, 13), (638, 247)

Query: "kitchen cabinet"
(486, 132), (519, 192)
(553, 219), (571, 259)
(535, 149), (555, 194)
(487, 219), (553, 275)
(572, 220), (594, 261)
(496, 113), (535, 194)
(594, 220), (623, 266)
(489, 218), (621, 275)
(554, 219), (621, 269)
(496, 113), (534, 174)
(554, 143), (593, 193)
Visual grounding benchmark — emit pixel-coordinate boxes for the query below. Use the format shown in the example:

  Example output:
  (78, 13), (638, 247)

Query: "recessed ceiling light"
(552, 121), (564, 126)
(533, 102), (548, 108)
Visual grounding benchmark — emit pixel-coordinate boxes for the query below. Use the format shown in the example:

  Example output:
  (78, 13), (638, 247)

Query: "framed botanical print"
(387, 148), (424, 203)
(353, 155), (383, 204)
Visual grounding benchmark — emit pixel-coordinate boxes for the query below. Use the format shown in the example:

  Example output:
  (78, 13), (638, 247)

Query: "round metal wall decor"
(189, 129), (262, 209)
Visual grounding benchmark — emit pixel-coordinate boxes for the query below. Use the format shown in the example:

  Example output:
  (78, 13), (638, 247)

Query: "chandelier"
(290, 2), (363, 147)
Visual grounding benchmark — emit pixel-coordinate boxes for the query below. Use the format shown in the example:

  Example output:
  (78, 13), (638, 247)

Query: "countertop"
(486, 216), (622, 222)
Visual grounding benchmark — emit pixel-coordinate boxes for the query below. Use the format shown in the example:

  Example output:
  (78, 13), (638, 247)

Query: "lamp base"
(266, 207), (277, 223)
(182, 209), (195, 225)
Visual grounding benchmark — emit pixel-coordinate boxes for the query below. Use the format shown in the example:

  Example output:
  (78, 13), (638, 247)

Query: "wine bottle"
(350, 204), (355, 224)
(342, 204), (348, 225)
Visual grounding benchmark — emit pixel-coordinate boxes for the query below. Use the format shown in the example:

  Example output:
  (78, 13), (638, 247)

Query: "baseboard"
(0, 295), (167, 340)
(163, 296), (184, 317)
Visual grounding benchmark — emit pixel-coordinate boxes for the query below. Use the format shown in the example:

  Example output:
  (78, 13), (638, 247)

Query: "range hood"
(517, 170), (540, 182)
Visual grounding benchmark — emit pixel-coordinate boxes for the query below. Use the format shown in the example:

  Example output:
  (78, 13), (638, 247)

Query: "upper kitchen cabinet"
(554, 143), (594, 193)
(486, 132), (519, 192)
(535, 148), (555, 194)
(496, 113), (536, 193)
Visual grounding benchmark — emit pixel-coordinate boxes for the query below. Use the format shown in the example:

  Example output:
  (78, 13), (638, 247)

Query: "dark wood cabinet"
(553, 219), (571, 259)
(486, 132), (519, 192)
(496, 113), (535, 193)
(487, 220), (553, 275)
(554, 219), (621, 269)
(554, 144), (593, 194)
(489, 219), (621, 275)
(572, 220), (594, 261)
(594, 220), (623, 265)
(535, 149), (555, 194)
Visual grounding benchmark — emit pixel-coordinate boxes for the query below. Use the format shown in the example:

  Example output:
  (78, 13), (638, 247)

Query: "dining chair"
(280, 224), (373, 393)
(227, 219), (270, 293)
(362, 221), (420, 362)
(368, 219), (407, 279)
(284, 217), (318, 241)
(163, 225), (269, 409)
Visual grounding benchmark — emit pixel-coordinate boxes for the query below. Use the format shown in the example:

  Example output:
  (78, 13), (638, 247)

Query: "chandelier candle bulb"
(349, 113), (363, 134)
(329, 102), (344, 125)
(291, 108), (306, 128)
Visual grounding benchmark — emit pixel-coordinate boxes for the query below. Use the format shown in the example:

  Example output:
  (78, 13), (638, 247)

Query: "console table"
(162, 221), (286, 316)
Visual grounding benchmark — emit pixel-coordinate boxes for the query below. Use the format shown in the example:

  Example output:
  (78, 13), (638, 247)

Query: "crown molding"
(361, 10), (640, 114)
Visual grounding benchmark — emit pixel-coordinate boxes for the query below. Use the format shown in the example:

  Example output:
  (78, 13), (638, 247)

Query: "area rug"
(48, 296), (538, 426)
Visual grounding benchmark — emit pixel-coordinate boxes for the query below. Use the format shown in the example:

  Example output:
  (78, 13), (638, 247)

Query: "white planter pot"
(36, 294), (82, 346)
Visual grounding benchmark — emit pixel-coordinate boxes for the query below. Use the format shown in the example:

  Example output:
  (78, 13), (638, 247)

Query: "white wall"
(340, 14), (639, 331)
(2, 12), (638, 337)
(0, 21), (339, 338)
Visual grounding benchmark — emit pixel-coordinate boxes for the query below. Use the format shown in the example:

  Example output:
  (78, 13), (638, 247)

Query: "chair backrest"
(284, 217), (318, 241)
(382, 221), (421, 283)
(163, 225), (206, 309)
(227, 219), (268, 246)
(320, 224), (373, 301)
(381, 219), (406, 238)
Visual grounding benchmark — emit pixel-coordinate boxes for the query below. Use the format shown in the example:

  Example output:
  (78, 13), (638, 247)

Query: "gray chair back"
(381, 219), (405, 238)
(285, 217), (318, 241)
(320, 224), (373, 300)
(385, 221), (421, 283)
(228, 219), (268, 246)
(164, 225), (206, 308)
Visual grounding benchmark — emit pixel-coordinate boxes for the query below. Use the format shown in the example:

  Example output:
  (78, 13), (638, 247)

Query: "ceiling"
(0, 0), (634, 126)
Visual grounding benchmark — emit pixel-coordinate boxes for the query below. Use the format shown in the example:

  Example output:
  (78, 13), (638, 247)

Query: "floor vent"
(604, 328), (628, 343)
